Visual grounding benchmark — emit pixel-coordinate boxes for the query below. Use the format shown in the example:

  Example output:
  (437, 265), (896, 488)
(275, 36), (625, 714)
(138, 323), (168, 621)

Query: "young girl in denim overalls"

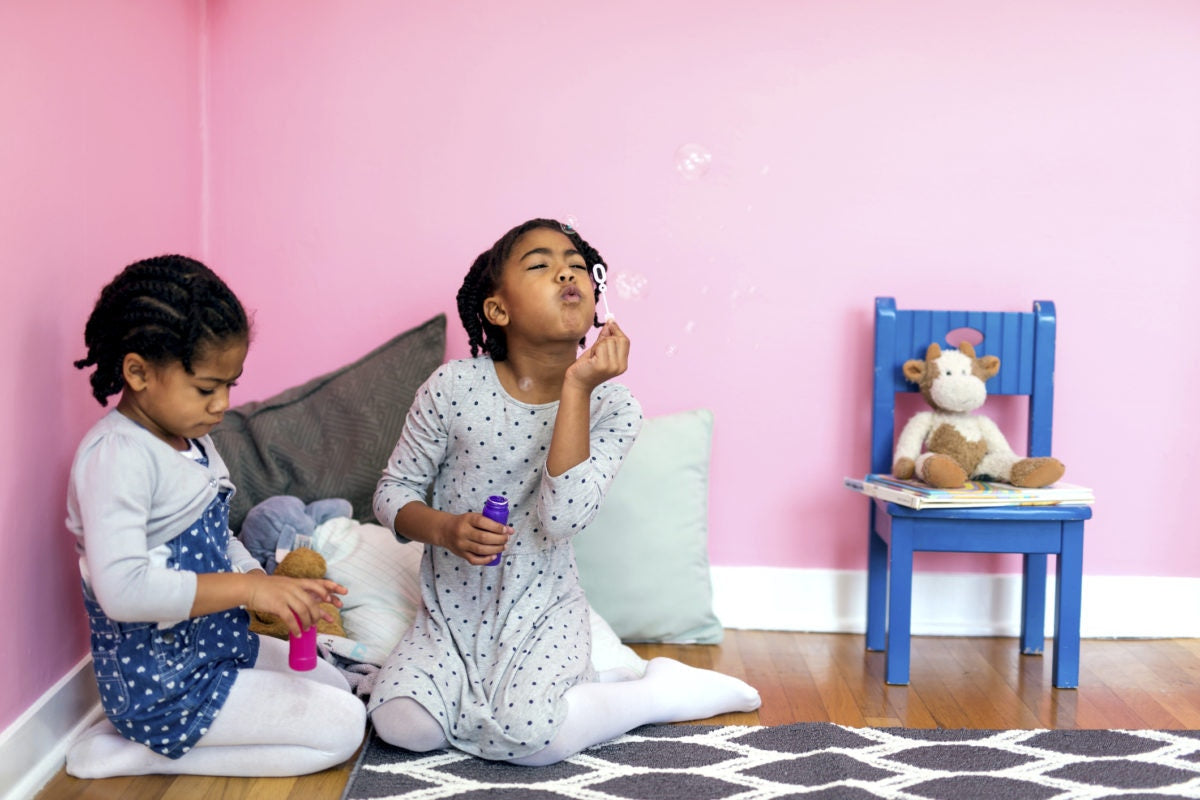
(65, 255), (365, 778)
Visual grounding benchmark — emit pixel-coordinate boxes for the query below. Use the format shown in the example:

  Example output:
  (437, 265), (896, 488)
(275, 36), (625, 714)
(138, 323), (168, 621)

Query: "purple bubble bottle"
(483, 495), (509, 566)
(289, 612), (317, 671)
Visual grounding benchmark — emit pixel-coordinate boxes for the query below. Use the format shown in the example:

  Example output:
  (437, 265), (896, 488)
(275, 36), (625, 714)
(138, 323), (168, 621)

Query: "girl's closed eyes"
(525, 262), (588, 271)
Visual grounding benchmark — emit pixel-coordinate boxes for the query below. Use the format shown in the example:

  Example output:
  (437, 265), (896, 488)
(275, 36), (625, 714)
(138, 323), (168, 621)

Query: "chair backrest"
(870, 297), (1057, 475)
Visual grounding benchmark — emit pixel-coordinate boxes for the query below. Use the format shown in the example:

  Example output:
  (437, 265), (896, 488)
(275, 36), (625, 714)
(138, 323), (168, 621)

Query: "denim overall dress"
(83, 444), (259, 758)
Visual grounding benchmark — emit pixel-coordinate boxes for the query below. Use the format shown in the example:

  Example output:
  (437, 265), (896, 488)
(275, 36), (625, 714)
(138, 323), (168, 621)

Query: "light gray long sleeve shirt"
(66, 410), (260, 623)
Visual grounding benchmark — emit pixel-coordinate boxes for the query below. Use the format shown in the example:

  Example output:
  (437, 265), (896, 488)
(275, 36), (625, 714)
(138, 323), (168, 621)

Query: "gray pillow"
(212, 314), (446, 532)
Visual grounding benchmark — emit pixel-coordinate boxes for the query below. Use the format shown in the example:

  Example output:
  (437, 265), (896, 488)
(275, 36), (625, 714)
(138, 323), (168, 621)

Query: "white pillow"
(307, 516), (646, 674)
(311, 516), (423, 665)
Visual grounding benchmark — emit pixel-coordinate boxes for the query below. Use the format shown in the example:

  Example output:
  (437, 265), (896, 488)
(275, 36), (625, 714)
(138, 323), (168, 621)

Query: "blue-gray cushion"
(573, 408), (723, 643)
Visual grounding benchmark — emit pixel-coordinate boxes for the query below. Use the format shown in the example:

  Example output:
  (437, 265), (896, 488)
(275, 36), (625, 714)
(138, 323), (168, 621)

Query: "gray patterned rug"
(341, 722), (1200, 800)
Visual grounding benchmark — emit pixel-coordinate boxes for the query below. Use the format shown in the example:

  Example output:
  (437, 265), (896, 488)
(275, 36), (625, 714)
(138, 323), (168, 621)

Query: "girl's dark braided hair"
(74, 254), (250, 406)
(456, 218), (605, 361)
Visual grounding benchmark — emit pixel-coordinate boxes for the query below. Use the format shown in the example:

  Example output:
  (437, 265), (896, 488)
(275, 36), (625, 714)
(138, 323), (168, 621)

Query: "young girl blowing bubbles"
(369, 219), (760, 765)
(65, 255), (366, 778)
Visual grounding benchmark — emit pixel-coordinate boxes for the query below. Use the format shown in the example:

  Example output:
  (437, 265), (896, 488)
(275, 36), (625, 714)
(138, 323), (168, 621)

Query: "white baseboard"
(711, 566), (1200, 638)
(0, 656), (100, 800)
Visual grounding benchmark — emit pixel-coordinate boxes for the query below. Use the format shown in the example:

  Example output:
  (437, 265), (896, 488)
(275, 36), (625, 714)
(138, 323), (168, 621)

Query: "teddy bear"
(247, 546), (347, 639)
(238, 494), (351, 640)
(892, 341), (1065, 489)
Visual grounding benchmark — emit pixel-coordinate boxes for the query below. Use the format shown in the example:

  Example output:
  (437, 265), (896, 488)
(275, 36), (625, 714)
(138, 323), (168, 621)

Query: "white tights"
(370, 657), (761, 766)
(66, 635), (367, 778)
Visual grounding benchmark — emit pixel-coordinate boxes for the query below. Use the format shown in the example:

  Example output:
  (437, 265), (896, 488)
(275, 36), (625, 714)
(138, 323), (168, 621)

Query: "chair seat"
(877, 502), (1092, 556)
(882, 502), (1092, 521)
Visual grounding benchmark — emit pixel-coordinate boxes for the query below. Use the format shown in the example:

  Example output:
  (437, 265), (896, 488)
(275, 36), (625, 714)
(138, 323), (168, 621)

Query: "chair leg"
(866, 504), (887, 652)
(885, 518), (913, 685)
(1020, 553), (1047, 655)
(1052, 521), (1084, 689)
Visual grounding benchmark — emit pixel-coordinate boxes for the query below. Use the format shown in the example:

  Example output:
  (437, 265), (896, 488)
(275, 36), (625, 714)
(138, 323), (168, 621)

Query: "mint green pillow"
(573, 408), (723, 644)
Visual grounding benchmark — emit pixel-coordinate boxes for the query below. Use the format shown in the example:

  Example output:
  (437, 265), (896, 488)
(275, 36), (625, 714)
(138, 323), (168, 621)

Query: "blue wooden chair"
(865, 297), (1091, 688)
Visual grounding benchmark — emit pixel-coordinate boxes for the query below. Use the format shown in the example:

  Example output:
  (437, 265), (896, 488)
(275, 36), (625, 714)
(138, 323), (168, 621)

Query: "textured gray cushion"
(212, 315), (446, 532)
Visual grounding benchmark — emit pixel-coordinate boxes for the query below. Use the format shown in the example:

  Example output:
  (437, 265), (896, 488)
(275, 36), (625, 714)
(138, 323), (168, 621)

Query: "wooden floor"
(36, 631), (1200, 799)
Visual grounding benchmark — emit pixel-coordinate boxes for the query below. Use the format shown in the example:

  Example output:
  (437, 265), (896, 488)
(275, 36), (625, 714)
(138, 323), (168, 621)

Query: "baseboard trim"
(0, 656), (100, 800)
(710, 566), (1200, 638)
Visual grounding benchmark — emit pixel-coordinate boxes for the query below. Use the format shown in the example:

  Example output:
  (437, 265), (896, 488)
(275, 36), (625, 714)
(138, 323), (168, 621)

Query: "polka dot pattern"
(369, 359), (643, 760)
(84, 451), (258, 760)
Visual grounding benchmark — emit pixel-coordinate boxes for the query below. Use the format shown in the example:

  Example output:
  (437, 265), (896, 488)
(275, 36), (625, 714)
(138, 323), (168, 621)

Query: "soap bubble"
(665, 344), (678, 358)
(518, 377), (533, 392)
(674, 143), (712, 179)
(614, 271), (648, 301)
(561, 215), (578, 234)
(684, 320), (695, 334)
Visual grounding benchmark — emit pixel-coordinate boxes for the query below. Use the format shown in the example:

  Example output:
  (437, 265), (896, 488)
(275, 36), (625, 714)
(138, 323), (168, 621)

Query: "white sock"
(509, 657), (760, 766)
(65, 638), (365, 778)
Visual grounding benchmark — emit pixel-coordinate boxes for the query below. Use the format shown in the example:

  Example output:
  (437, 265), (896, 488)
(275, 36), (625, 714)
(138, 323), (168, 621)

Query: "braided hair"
(74, 255), (250, 406)
(456, 218), (605, 361)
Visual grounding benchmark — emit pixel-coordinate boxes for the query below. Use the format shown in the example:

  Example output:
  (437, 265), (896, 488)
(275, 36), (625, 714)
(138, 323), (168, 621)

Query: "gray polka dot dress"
(368, 358), (642, 760)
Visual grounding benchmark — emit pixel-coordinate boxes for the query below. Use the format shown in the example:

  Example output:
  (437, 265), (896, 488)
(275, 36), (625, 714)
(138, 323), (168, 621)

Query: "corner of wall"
(198, 0), (212, 261)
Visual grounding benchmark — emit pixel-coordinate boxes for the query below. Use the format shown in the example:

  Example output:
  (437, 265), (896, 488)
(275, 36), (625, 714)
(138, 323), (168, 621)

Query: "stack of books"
(843, 473), (1094, 510)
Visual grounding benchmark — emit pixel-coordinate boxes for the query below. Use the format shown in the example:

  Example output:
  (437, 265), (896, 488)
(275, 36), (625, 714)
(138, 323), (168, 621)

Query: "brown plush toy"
(892, 341), (1065, 489)
(248, 547), (346, 639)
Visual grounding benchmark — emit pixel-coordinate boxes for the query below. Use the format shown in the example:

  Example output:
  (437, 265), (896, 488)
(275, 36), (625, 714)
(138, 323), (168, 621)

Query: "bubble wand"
(592, 263), (614, 321)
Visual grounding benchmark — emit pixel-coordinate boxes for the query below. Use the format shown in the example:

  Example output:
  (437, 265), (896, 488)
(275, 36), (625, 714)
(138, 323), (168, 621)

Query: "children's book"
(843, 474), (1094, 510)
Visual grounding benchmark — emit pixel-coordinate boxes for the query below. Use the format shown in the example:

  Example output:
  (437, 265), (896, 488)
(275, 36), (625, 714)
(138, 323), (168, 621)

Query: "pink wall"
(207, 0), (1200, 574)
(3, 0), (1199, 734)
(0, 0), (205, 734)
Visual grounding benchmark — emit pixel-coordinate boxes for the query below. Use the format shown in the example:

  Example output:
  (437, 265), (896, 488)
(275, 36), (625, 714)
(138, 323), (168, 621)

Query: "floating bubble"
(561, 215), (578, 234)
(614, 271), (648, 301)
(684, 320), (695, 334)
(674, 143), (712, 180)
(730, 283), (762, 306)
(664, 344), (678, 358)
(518, 377), (533, 392)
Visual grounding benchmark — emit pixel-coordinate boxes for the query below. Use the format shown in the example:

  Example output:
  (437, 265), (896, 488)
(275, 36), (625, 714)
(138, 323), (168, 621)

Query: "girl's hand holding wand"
(565, 318), (630, 393)
(551, 319), (631, 477)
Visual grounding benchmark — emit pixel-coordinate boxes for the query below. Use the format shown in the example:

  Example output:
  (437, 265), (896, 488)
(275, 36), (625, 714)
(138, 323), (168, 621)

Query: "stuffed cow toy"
(892, 342), (1065, 489)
